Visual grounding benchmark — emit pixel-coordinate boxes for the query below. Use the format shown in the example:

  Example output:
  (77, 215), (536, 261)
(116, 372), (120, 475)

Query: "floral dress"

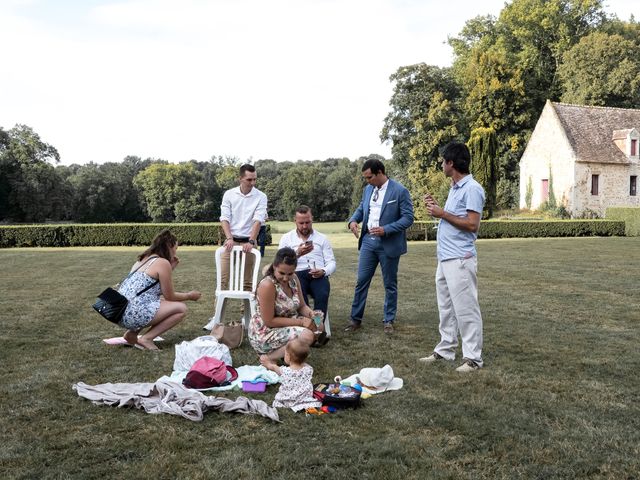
(273, 364), (321, 412)
(117, 258), (161, 331)
(248, 276), (307, 354)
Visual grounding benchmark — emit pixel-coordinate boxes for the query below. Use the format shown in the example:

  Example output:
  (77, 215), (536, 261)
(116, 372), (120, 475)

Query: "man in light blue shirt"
(419, 142), (486, 372)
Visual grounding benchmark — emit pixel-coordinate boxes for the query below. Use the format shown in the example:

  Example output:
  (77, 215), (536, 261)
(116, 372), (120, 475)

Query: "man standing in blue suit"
(346, 158), (414, 335)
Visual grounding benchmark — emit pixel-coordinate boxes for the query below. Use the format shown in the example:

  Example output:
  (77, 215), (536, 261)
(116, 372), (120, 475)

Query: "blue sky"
(0, 0), (636, 165)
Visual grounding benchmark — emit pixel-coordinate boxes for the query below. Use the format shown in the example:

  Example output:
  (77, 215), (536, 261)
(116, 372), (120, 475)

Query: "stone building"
(519, 100), (640, 217)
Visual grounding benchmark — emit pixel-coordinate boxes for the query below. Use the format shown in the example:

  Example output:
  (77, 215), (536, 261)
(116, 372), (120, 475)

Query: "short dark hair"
(239, 164), (255, 177)
(441, 142), (471, 174)
(295, 205), (311, 215)
(362, 158), (385, 175)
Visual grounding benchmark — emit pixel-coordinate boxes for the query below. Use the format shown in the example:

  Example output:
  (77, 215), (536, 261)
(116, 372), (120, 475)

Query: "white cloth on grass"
(72, 378), (279, 422)
(173, 336), (232, 371)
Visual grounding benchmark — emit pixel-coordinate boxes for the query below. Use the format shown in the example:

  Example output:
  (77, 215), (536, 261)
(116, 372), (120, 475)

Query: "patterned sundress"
(117, 258), (162, 331)
(248, 276), (307, 354)
(272, 364), (321, 412)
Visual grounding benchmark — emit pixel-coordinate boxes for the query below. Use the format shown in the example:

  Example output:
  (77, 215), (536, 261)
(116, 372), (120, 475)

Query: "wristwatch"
(248, 239), (256, 246)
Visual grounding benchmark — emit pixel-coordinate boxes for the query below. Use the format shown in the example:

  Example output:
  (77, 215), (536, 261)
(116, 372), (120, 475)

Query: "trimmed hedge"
(406, 220), (625, 241)
(0, 223), (273, 248)
(0, 220), (623, 247)
(606, 207), (640, 236)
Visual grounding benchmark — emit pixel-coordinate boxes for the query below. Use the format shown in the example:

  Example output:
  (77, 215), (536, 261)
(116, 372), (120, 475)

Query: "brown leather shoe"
(383, 323), (394, 334)
(343, 321), (361, 332)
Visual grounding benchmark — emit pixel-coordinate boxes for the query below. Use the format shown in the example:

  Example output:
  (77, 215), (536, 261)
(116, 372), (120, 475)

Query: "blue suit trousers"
(350, 235), (399, 324)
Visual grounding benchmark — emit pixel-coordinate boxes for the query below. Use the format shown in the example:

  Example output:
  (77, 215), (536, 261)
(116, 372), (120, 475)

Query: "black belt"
(232, 236), (250, 243)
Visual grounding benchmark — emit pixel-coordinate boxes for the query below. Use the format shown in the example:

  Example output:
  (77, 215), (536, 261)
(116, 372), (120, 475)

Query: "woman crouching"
(118, 229), (201, 350)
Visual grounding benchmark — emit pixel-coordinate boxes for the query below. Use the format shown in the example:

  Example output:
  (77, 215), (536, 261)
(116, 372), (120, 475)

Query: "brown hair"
(286, 337), (310, 364)
(138, 229), (177, 262)
(265, 247), (297, 278)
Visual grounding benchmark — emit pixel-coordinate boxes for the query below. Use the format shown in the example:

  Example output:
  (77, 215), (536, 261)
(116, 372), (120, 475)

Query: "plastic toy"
(241, 379), (268, 393)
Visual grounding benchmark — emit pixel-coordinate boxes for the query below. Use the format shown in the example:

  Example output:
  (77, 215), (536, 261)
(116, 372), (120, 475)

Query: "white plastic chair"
(203, 246), (262, 331)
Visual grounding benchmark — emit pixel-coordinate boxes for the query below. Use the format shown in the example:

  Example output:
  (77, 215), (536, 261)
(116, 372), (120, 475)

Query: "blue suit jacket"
(349, 179), (414, 258)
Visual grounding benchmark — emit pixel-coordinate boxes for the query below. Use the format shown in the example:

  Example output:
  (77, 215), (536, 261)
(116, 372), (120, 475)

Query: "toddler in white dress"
(262, 338), (321, 412)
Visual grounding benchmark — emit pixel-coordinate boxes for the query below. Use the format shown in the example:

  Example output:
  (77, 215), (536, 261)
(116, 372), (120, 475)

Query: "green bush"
(407, 221), (438, 241)
(407, 220), (625, 241)
(478, 220), (624, 238)
(0, 224), (273, 248)
(606, 207), (640, 236)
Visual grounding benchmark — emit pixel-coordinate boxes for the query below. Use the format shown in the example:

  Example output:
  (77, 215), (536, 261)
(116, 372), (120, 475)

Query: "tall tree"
(448, 0), (606, 208)
(133, 163), (209, 222)
(381, 63), (463, 170)
(559, 31), (640, 107)
(468, 127), (498, 218)
(0, 124), (65, 222)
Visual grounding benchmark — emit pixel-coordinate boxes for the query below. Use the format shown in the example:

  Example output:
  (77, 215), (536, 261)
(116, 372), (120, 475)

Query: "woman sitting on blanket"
(118, 229), (201, 350)
(249, 247), (326, 362)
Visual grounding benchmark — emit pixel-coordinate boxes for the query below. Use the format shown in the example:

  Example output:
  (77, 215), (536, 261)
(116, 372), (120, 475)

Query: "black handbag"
(92, 256), (159, 324)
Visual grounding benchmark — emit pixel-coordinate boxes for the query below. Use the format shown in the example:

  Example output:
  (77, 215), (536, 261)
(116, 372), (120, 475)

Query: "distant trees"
(0, 125), (370, 224)
(558, 30), (640, 107)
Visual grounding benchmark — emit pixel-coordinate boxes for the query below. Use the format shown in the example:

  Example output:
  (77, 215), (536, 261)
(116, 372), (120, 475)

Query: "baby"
(262, 338), (321, 412)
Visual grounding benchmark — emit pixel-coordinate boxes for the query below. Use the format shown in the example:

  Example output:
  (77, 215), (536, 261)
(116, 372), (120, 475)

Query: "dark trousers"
(257, 225), (266, 257)
(296, 269), (330, 318)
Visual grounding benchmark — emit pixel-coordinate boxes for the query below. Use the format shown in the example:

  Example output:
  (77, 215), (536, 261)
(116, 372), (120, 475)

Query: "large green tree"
(381, 64), (463, 219)
(447, 0), (606, 208)
(133, 163), (210, 222)
(0, 124), (66, 222)
(381, 63), (463, 170)
(468, 127), (498, 218)
(559, 31), (640, 107)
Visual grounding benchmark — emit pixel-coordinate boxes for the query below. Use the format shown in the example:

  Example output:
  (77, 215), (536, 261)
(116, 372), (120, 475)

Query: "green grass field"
(1, 237), (639, 479)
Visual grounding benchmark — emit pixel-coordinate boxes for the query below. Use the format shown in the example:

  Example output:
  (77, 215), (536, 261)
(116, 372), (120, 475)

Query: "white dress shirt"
(219, 186), (268, 238)
(278, 229), (336, 276)
(367, 179), (389, 230)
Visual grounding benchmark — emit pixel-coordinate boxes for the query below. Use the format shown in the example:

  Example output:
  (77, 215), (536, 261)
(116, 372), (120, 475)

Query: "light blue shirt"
(436, 174), (485, 262)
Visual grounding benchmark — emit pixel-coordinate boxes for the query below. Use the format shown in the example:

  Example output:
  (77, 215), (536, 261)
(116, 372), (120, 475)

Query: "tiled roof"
(551, 101), (640, 164)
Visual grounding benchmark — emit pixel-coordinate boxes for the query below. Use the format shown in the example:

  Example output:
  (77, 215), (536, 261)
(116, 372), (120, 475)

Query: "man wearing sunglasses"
(346, 158), (414, 335)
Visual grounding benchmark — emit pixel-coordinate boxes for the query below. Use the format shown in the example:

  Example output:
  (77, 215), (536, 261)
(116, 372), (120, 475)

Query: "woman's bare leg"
(137, 301), (187, 350)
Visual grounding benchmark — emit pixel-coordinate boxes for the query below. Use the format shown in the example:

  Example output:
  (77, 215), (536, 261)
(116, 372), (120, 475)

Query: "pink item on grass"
(242, 380), (268, 393)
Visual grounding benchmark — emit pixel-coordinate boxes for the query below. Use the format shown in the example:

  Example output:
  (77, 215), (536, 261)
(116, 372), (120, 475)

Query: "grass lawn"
(1, 237), (639, 479)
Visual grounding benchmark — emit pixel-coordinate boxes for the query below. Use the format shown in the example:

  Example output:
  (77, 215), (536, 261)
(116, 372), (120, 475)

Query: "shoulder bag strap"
(133, 255), (160, 296)
(117, 255), (159, 289)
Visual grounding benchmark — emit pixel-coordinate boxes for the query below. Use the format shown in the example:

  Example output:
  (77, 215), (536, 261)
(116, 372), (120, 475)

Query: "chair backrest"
(215, 246), (262, 293)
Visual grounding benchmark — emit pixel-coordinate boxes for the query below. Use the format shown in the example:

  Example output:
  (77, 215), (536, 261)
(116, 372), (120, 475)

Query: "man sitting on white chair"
(211, 164), (267, 327)
(278, 205), (336, 332)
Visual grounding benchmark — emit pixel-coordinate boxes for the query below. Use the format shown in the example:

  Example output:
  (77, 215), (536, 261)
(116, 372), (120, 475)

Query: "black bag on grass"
(313, 383), (361, 409)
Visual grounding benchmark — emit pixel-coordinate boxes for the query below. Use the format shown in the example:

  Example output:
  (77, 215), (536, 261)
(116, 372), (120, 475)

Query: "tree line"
(0, 124), (393, 223)
(2, 0), (638, 224)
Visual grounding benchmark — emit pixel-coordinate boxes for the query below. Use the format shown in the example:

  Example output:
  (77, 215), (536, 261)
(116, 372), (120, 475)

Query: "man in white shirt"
(216, 164), (268, 323)
(278, 205), (336, 320)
